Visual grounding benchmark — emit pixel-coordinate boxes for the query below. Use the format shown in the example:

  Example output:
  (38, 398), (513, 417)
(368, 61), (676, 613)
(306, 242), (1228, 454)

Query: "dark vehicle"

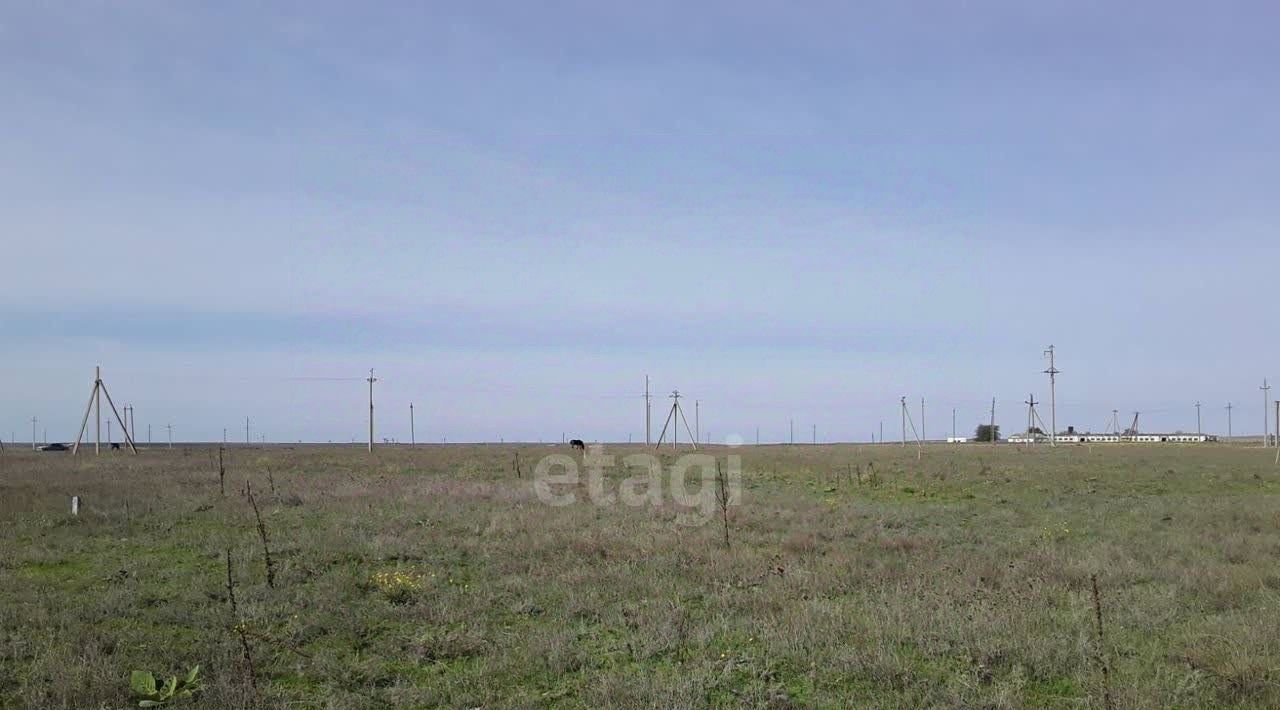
(39, 443), (69, 452)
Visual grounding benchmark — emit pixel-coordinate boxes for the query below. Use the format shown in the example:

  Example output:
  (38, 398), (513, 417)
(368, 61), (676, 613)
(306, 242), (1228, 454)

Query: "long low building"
(1008, 433), (1216, 444)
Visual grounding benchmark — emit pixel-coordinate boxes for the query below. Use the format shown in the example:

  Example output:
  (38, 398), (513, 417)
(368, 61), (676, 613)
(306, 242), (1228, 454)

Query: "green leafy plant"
(129, 665), (201, 706)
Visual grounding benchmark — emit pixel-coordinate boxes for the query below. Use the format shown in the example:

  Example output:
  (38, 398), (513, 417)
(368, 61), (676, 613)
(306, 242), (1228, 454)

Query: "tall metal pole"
(245, 417), (250, 445)
(812, 424), (816, 445)
(952, 408), (956, 439)
(367, 369), (377, 453)
(1226, 403), (1233, 440)
(1196, 401), (1201, 436)
(31, 416), (37, 451)
(167, 424), (172, 449)
(1043, 346), (1059, 446)
(410, 403), (416, 446)
(880, 420), (883, 444)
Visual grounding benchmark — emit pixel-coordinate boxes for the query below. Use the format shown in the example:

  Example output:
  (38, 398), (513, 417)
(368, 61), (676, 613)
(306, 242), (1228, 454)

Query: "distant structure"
(72, 366), (137, 455)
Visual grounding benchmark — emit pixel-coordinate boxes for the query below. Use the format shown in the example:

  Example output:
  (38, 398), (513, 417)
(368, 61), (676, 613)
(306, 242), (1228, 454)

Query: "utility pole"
(920, 397), (925, 443)
(1226, 402), (1233, 440)
(1263, 379), (1272, 448)
(790, 418), (794, 445)
(245, 417), (250, 446)
(653, 389), (696, 450)
(756, 426), (759, 445)
(367, 369), (377, 453)
(1024, 393), (1039, 440)
(31, 416), (37, 451)
(952, 408), (957, 439)
(812, 423), (816, 445)
(148, 424), (152, 444)
(1043, 345), (1059, 446)
(880, 420), (883, 445)
(990, 398), (997, 446)
(695, 400), (700, 444)
(166, 424), (173, 449)
(410, 403), (416, 446)
(901, 397), (907, 447)
(71, 366), (136, 455)
(223, 428), (227, 444)
(644, 375), (651, 447)
(1196, 401), (1202, 436)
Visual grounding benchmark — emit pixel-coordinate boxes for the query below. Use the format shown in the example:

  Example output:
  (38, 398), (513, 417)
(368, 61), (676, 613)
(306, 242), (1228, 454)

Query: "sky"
(2, 1), (1278, 444)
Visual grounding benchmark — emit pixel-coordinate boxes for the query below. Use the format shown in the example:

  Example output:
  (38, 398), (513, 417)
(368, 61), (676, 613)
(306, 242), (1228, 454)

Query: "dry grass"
(2, 442), (1279, 708)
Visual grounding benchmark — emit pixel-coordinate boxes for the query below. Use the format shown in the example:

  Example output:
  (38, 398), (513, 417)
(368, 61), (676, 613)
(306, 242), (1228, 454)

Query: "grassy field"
(2, 441), (1279, 708)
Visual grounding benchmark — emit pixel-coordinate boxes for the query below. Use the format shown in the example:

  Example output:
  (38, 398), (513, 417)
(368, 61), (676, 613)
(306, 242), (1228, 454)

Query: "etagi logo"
(532, 445), (742, 526)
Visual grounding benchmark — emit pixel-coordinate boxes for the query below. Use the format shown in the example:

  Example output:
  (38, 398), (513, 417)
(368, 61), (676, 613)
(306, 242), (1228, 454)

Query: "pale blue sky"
(2, 1), (1278, 443)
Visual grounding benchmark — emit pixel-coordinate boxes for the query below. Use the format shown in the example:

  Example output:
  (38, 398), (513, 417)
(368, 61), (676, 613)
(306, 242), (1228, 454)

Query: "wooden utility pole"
(367, 369), (377, 453)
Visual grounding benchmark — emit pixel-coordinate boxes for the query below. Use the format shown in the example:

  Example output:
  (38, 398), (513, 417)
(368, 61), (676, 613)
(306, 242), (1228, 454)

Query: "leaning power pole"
(367, 368), (377, 453)
(1043, 346), (1059, 446)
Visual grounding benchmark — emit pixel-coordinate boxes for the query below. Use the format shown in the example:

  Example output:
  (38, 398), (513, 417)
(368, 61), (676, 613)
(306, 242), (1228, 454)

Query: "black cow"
(111, 443), (121, 451)
(569, 439), (585, 451)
